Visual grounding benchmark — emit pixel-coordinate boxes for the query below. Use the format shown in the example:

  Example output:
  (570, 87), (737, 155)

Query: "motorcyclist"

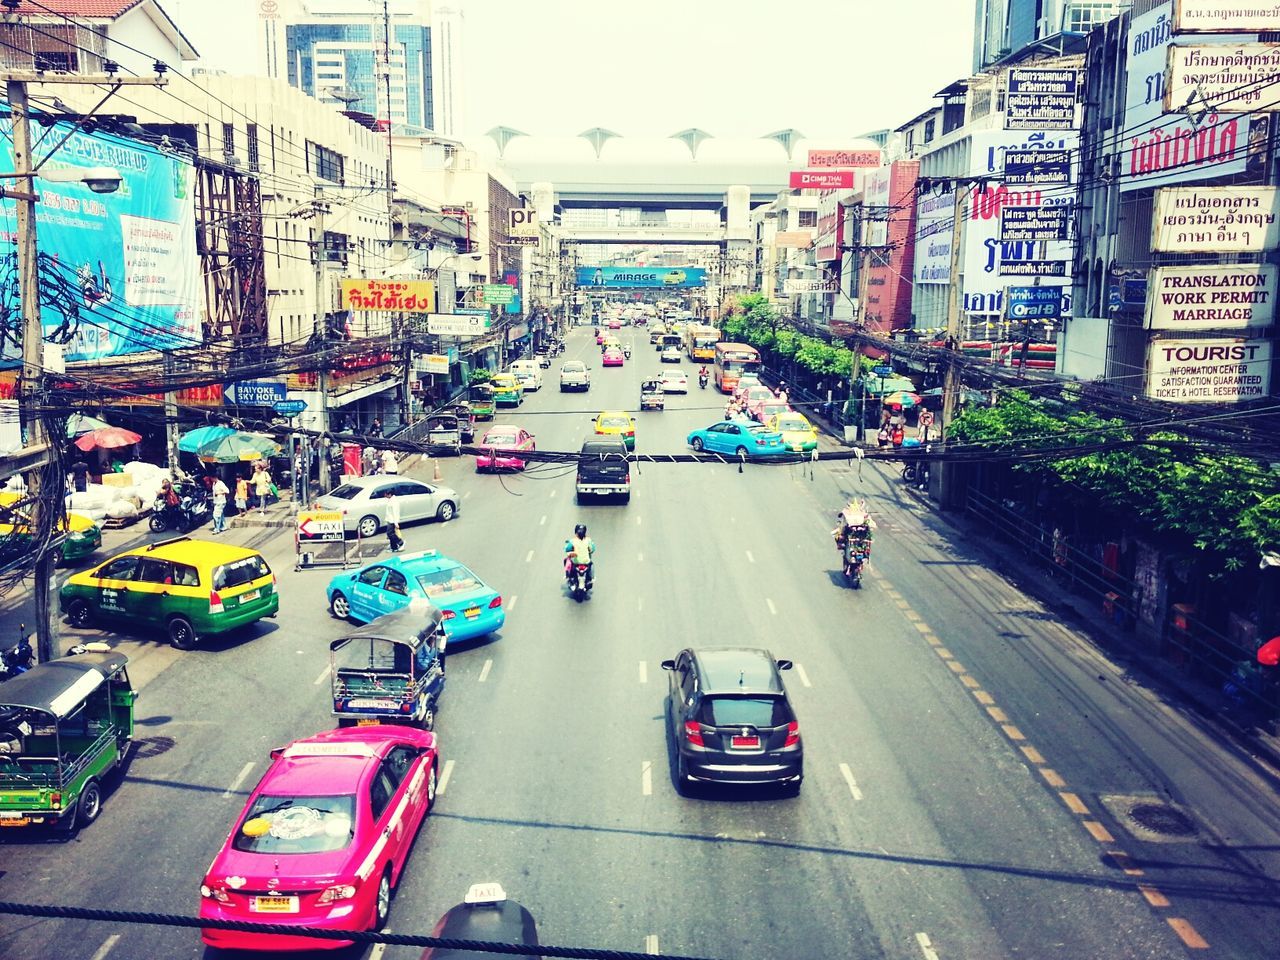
(698, 365), (710, 388)
(564, 523), (596, 588)
(832, 500), (875, 560)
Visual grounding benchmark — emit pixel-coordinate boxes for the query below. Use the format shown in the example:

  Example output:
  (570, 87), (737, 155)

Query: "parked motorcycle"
(420, 883), (539, 960)
(565, 561), (593, 603)
(150, 482), (211, 533)
(0, 624), (35, 682)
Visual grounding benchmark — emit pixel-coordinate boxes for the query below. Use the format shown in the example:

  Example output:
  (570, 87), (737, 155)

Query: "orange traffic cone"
(433, 458), (442, 482)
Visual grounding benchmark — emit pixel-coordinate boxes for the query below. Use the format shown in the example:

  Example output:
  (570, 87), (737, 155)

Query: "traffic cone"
(433, 458), (442, 482)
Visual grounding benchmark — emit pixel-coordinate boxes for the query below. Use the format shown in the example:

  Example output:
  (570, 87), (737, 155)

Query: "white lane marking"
(313, 664), (331, 685)
(478, 659), (493, 683)
(637, 597), (643, 612)
(507, 594), (518, 610)
(795, 663), (812, 688)
(437, 758), (455, 796)
(638, 660), (648, 683)
(89, 935), (121, 960)
(915, 932), (941, 960)
(746, 550), (755, 563)
(636, 515), (642, 525)
(839, 762), (864, 801)
(550, 488), (558, 498)
(369, 934), (388, 960)
(766, 598), (777, 615)
(641, 760), (653, 796)
(637, 552), (644, 562)
(463, 490), (472, 499)
(539, 514), (547, 526)
(222, 761), (255, 799)
(645, 934), (660, 955)
(524, 550), (534, 563)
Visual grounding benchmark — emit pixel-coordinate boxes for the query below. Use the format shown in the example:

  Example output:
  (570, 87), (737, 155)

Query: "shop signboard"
(1003, 149), (1072, 185)
(225, 379), (287, 406)
(341, 279), (435, 313)
(1005, 68), (1078, 129)
(0, 119), (203, 362)
(863, 168), (891, 248)
(295, 509), (352, 570)
(807, 149), (880, 168)
(999, 260), (1068, 278)
(913, 188), (954, 285)
(1174, 0), (1280, 31)
(774, 231), (814, 248)
(574, 266), (707, 288)
(1006, 286), (1063, 320)
(783, 278), (838, 294)
(1000, 205), (1071, 241)
(1121, 1), (1258, 192)
(789, 170), (854, 190)
(1146, 337), (1272, 402)
(1146, 263), (1277, 330)
(507, 207), (540, 246)
(814, 192), (844, 262)
(481, 283), (515, 305)
(1165, 44), (1280, 114)
(419, 353), (451, 375)
(426, 312), (489, 337)
(1152, 185), (1280, 252)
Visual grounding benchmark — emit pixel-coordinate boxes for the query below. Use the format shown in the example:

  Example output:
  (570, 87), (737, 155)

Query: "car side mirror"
(660, 659), (676, 671)
(776, 659), (794, 671)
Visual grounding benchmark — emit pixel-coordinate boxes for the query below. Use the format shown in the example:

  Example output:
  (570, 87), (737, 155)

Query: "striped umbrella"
(195, 431), (281, 464)
(178, 425), (237, 453)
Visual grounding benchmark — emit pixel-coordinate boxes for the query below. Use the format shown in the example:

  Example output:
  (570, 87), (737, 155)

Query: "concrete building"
(973, 0), (1127, 71)
(0, 0), (198, 75)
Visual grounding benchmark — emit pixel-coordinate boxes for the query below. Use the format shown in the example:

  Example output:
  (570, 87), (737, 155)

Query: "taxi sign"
(297, 510), (345, 543)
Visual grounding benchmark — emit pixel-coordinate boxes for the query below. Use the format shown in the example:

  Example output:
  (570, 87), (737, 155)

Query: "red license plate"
(731, 736), (760, 748)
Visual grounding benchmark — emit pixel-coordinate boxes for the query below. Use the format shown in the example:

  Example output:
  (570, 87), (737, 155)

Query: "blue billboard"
(0, 121), (203, 362)
(576, 266), (707, 289)
(1007, 286), (1063, 320)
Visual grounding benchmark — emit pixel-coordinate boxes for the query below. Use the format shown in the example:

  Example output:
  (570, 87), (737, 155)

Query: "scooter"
(842, 541), (867, 589)
(421, 883), (539, 960)
(0, 624), (35, 683)
(565, 559), (593, 602)
(623, 347), (632, 360)
(698, 373), (709, 389)
(150, 483), (212, 533)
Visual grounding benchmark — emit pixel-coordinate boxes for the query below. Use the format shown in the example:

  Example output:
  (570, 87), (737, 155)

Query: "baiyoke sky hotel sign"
(1146, 337), (1272, 402)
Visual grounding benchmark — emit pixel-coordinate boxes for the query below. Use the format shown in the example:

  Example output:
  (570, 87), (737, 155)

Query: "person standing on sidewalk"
(234, 474), (249, 514)
(210, 476), (229, 534)
(384, 489), (404, 552)
(252, 462), (272, 515)
(382, 448), (399, 475)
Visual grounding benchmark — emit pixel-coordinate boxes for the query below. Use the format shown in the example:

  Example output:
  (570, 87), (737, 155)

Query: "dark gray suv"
(661, 647), (803, 796)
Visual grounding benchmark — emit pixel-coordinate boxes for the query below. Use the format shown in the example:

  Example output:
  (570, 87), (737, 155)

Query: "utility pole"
(163, 350), (181, 477)
(938, 183), (971, 507)
(313, 193), (332, 494)
(379, 0), (409, 428)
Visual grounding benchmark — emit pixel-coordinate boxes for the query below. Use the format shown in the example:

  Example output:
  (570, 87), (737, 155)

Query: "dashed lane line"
(478, 659), (493, 683)
(1138, 885), (1170, 908)
(915, 931), (941, 960)
(838, 762), (864, 800)
(437, 759), (455, 796)
(524, 550), (534, 563)
(508, 594), (518, 611)
(313, 664), (331, 685)
(644, 934), (660, 955)
(766, 598), (777, 615)
(222, 762), (255, 799)
(539, 515), (547, 526)
(1167, 918), (1209, 949)
(641, 760), (653, 796)
(638, 660), (648, 684)
(795, 663), (812, 688)
(745, 550), (755, 563)
(89, 935), (121, 960)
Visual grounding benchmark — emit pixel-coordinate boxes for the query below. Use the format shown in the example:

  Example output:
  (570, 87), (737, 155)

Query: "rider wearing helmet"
(564, 522), (596, 587)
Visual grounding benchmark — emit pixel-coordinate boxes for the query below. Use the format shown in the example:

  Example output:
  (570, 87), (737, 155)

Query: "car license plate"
(731, 735), (760, 749)
(251, 896), (299, 913)
(357, 718), (381, 727)
(464, 606), (480, 619)
(240, 590), (260, 603)
(0, 816), (31, 826)
(348, 699), (396, 710)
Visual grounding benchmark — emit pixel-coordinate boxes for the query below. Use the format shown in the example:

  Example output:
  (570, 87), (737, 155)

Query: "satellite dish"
(321, 86), (364, 105)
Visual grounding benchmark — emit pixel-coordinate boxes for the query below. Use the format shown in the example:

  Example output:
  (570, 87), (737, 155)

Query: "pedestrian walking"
(211, 476), (229, 534)
(234, 474), (249, 514)
(252, 462), (272, 515)
(384, 489), (404, 552)
(362, 445), (379, 476)
(69, 456), (90, 493)
(382, 448), (399, 475)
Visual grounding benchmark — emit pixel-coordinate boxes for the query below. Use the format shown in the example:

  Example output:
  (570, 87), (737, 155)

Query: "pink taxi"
(474, 425), (535, 471)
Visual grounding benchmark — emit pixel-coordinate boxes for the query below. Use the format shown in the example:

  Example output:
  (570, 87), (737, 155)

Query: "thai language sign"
(574, 267), (707, 288)
(807, 149), (880, 168)
(1003, 149), (1072, 185)
(1121, 1), (1258, 192)
(1000, 205), (1071, 241)
(1007, 286), (1063, 320)
(783, 278), (838, 294)
(814, 192), (843, 263)
(340, 279), (435, 312)
(913, 188), (954, 285)
(1165, 44), (1280, 114)
(1146, 263), (1277, 330)
(224, 379), (286, 406)
(1174, 0), (1280, 33)
(1152, 185), (1280, 252)
(999, 260), (1068, 278)
(1146, 337), (1272, 402)
(1005, 68), (1078, 129)
(0, 120), (202, 361)
(790, 170), (854, 190)
(862, 167), (891, 248)
(480, 283), (515, 305)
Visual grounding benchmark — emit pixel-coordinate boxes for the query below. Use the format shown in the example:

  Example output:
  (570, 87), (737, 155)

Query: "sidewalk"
(230, 455), (431, 530)
(904, 483), (1280, 774)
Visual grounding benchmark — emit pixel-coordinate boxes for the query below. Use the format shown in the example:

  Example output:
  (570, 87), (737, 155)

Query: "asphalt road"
(2, 324), (1278, 960)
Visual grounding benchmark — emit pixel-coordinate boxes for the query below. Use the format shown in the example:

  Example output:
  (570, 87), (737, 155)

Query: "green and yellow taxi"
(593, 410), (636, 450)
(487, 373), (524, 408)
(59, 537), (279, 650)
(766, 411), (820, 452)
(0, 490), (101, 564)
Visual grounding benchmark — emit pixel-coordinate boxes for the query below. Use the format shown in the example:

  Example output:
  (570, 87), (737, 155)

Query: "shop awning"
(330, 377), (399, 408)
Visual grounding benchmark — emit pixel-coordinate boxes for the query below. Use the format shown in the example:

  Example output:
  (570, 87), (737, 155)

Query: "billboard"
(575, 266), (707, 288)
(1147, 337), (1271, 402)
(340, 279), (435, 312)
(1165, 44), (1280, 114)
(1005, 68), (1078, 129)
(1152, 186), (1280, 252)
(0, 121), (202, 362)
(774, 231), (813, 248)
(507, 207), (540, 246)
(1003, 149), (1072, 185)
(807, 149), (881, 168)
(814, 192), (843, 263)
(1146, 263), (1276, 330)
(1007, 286), (1063, 320)
(1174, 0), (1280, 32)
(790, 170), (853, 190)
(863, 168), (891, 248)
(914, 188), (954, 285)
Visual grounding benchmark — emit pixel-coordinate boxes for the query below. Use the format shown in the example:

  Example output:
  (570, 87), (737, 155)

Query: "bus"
(713, 342), (762, 394)
(685, 323), (719, 362)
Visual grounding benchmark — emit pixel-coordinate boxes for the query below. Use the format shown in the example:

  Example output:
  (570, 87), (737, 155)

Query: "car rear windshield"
(777, 418), (808, 431)
(698, 696), (790, 728)
(484, 431), (517, 443)
(601, 417), (630, 428)
(327, 484), (362, 500)
(232, 794), (356, 854)
(213, 554), (272, 590)
(415, 564), (483, 597)
(563, 362), (584, 372)
(746, 425), (773, 436)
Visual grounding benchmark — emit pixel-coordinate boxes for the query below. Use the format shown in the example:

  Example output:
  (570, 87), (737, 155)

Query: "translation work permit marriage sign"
(1146, 337), (1272, 403)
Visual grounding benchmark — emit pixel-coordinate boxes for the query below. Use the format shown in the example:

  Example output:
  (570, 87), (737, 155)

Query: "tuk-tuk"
(449, 402), (476, 443)
(640, 379), (665, 411)
(0, 648), (136, 831)
(427, 412), (463, 455)
(470, 384), (496, 422)
(329, 603), (447, 730)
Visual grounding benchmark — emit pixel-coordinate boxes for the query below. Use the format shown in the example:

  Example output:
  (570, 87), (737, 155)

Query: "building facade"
(973, 0), (1128, 71)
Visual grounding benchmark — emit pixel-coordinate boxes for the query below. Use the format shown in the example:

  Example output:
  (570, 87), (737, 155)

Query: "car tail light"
(784, 721), (800, 747)
(209, 591), (224, 614)
(400, 701), (414, 714)
(50, 792), (61, 808)
(317, 884), (358, 904)
(489, 596), (503, 609)
(441, 610), (456, 620)
(200, 884), (230, 903)
(684, 721), (705, 748)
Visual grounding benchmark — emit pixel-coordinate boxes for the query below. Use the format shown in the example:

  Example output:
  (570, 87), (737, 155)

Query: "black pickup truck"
(576, 437), (631, 504)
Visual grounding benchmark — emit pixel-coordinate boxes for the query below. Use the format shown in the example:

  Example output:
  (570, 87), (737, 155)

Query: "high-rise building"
(972, 0), (1128, 71)
(262, 0), (461, 133)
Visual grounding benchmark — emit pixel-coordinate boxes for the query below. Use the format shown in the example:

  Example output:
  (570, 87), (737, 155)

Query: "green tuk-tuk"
(470, 384), (496, 421)
(0, 648), (136, 832)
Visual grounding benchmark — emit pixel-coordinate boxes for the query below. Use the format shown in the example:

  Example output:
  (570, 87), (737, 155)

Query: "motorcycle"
(698, 373), (709, 389)
(623, 346), (632, 360)
(842, 540), (868, 588)
(150, 482), (212, 533)
(0, 624), (35, 683)
(420, 882), (539, 960)
(565, 558), (593, 603)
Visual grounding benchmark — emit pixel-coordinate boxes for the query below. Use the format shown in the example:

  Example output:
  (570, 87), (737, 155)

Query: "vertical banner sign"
(501, 268), (521, 315)
(1151, 186), (1280, 252)
(1004, 69), (1078, 129)
(1146, 338), (1272, 402)
(914, 188), (954, 285)
(508, 208), (540, 246)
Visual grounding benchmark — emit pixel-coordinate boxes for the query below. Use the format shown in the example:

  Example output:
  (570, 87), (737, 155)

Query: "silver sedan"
(315, 475), (460, 538)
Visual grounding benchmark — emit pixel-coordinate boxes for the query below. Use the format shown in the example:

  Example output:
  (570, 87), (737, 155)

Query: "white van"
(508, 359), (543, 392)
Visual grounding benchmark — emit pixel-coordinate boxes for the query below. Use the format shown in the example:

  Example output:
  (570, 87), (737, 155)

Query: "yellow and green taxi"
(0, 490), (101, 564)
(593, 410), (636, 450)
(488, 373), (524, 408)
(59, 537), (279, 650)
(766, 411), (820, 452)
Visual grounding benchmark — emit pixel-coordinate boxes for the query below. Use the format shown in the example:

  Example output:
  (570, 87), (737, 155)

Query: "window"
(368, 769), (395, 821)
(100, 556), (140, 580)
(137, 559), (174, 585)
(246, 124), (259, 173)
(307, 141), (345, 184)
(222, 122), (235, 163)
(357, 566), (388, 587)
(797, 210), (817, 228)
(34, 50), (77, 72)
(923, 118), (936, 143)
(381, 746), (418, 789)
(383, 571), (408, 596)
(233, 794), (355, 854)
(212, 555), (271, 590)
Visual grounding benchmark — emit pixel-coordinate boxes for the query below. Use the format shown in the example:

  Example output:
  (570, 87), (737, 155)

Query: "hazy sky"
(171, 0), (974, 141)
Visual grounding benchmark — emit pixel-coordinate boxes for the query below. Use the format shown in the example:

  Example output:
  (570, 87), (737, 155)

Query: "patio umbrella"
(882, 391), (922, 409)
(1257, 636), (1280, 667)
(178, 425), (237, 453)
(65, 413), (112, 436)
(195, 431), (281, 464)
(73, 427), (142, 452)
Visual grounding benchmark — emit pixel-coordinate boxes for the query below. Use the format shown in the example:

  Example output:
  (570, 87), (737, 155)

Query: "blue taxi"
(326, 549), (505, 641)
(687, 419), (788, 458)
